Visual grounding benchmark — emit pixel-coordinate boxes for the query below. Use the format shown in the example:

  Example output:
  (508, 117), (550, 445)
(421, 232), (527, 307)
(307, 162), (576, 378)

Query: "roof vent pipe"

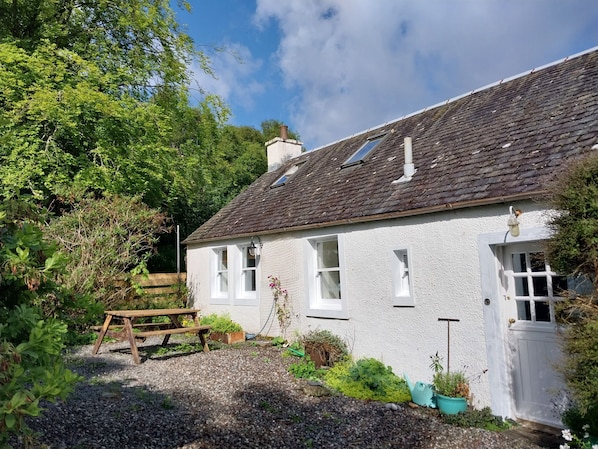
(403, 137), (415, 179)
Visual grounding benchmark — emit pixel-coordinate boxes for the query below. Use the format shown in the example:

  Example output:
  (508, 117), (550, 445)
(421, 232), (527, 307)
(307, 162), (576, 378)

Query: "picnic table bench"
(91, 308), (211, 364)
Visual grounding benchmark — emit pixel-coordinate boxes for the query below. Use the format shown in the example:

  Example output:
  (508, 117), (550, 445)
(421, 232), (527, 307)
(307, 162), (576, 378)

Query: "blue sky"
(177, 1), (598, 150)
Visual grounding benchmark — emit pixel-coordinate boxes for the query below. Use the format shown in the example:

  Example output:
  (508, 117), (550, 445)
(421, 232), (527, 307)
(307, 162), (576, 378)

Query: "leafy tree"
(45, 195), (170, 309)
(546, 154), (598, 427)
(0, 199), (81, 445)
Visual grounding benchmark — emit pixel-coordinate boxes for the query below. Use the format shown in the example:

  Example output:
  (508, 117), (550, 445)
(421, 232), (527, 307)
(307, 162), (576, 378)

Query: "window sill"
(306, 307), (349, 320)
(209, 296), (230, 305)
(392, 296), (415, 307)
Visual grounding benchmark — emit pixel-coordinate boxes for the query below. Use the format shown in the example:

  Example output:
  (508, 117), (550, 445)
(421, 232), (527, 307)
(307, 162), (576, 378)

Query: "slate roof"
(184, 48), (598, 244)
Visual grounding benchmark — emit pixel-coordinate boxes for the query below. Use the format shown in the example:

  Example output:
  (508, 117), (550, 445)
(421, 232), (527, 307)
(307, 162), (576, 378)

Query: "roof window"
(342, 133), (385, 167)
(270, 162), (304, 188)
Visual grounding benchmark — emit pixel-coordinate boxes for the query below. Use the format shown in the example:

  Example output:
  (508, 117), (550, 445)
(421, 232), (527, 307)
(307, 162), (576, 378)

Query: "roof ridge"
(308, 45), (598, 153)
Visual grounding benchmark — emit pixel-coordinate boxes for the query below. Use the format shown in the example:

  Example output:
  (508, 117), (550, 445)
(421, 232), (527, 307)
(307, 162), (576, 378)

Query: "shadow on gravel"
(17, 345), (546, 449)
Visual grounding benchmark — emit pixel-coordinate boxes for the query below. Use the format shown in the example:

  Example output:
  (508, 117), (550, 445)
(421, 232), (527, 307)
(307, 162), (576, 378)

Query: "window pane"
(512, 253), (527, 272)
(530, 252), (545, 272)
(320, 270), (341, 299)
(219, 272), (228, 292)
(219, 250), (227, 270)
(244, 270), (256, 292)
(245, 249), (256, 268)
(517, 300), (531, 320)
(514, 277), (529, 296)
(532, 276), (548, 297)
(535, 301), (551, 322)
(318, 240), (339, 269)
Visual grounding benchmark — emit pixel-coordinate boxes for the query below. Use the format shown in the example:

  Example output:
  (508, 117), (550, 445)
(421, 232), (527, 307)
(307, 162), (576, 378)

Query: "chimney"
(266, 125), (302, 172)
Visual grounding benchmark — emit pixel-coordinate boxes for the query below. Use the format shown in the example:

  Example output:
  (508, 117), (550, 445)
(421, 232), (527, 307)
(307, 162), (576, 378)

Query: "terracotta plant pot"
(209, 331), (245, 345)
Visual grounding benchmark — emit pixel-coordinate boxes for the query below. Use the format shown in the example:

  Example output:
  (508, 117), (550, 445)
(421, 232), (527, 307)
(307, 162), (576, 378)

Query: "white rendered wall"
(186, 200), (551, 415)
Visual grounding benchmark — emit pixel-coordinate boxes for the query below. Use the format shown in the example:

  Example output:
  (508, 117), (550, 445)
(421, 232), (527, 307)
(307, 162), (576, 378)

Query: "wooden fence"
(132, 272), (187, 303)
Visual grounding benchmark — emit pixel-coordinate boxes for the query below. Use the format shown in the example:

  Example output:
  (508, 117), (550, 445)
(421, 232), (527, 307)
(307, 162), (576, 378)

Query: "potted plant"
(201, 313), (245, 344)
(301, 329), (348, 368)
(430, 352), (469, 414)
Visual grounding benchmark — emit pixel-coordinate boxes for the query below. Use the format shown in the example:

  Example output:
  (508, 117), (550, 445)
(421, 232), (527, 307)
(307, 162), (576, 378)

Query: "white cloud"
(254, 0), (598, 148)
(190, 42), (265, 113)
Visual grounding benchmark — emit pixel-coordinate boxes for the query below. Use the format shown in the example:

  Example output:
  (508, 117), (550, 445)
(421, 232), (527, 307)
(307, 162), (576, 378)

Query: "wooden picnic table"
(91, 308), (211, 364)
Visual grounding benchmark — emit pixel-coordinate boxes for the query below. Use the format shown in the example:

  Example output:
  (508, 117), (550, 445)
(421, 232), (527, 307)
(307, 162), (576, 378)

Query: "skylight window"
(271, 162), (304, 188)
(342, 134), (385, 167)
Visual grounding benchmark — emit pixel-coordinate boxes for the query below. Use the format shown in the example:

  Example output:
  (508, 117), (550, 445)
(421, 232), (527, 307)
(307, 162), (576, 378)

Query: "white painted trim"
(303, 234), (349, 319)
(477, 227), (551, 419)
(210, 246), (230, 305)
(233, 243), (259, 306)
(391, 247), (415, 307)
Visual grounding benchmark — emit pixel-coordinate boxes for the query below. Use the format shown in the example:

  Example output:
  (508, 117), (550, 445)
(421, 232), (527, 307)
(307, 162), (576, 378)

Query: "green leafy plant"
(430, 353), (470, 399)
(0, 199), (82, 445)
(301, 329), (348, 368)
(324, 358), (411, 403)
(271, 336), (286, 347)
(440, 407), (512, 430)
(288, 358), (326, 381)
(200, 313), (243, 333)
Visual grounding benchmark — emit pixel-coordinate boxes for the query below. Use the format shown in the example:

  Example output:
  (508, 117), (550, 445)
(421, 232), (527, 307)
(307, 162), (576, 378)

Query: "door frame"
(478, 226), (551, 420)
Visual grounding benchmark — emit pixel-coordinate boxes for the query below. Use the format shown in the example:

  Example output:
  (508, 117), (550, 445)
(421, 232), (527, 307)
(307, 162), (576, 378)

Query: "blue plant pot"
(435, 394), (468, 414)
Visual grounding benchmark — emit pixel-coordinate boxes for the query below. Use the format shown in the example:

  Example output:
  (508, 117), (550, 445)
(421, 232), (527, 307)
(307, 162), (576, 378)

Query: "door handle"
(508, 318), (516, 327)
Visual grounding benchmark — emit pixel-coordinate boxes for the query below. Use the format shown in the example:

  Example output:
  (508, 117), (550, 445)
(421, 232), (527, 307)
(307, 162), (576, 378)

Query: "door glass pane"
(512, 253), (527, 272)
(530, 252), (545, 272)
(517, 300), (531, 321)
(532, 276), (548, 297)
(320, 271), (341, 299)
(514, 277), (529, 296)
(535, 301), (551, 322)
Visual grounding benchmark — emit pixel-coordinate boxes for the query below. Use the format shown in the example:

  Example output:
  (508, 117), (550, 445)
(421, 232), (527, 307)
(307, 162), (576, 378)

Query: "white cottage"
(184, 47), (598, 428)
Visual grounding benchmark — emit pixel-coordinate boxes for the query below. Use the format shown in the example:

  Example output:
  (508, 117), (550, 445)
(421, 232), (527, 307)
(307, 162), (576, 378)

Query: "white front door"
(501, 242), (567, 427)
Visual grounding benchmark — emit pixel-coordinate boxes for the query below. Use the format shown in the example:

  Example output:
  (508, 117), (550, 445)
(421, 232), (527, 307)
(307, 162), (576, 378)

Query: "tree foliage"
(0, 1), (299, 272)
(45, 195), (170, 309)
(546, 154), (598, 421)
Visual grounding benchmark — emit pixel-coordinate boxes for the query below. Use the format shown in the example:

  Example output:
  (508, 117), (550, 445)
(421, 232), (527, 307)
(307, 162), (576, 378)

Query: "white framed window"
(210, 247), (229, 304)
(234, 244), (258, 305)
(305, 235), (348, 319)
(391, 248), (414, 306)
(241, 246), (257, 293)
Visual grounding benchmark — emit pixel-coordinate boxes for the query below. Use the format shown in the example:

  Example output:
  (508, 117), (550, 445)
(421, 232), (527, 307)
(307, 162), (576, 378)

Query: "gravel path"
(18, 337), (552, 449)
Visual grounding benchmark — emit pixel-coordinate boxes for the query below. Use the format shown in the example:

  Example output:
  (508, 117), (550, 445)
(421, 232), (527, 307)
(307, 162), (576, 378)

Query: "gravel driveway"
(19, 337), (552, 449)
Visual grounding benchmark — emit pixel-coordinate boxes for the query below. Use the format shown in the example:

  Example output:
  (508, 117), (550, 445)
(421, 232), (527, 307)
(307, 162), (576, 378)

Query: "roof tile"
(185, 49), (598, 244)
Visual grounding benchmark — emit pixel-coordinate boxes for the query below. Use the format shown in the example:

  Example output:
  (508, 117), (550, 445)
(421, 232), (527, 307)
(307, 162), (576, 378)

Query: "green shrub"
(0, 199), (82, 444)
(546, 154), (598, 418)
(440, 407), (512, 431)
(324, 358), (411, 403)
(200, 313), (243, 333)
(562, 404), (598, 438)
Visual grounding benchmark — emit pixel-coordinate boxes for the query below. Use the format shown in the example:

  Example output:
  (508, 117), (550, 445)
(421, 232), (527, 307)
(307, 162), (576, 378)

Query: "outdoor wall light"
(248, 236), (262, 257)
(507, 206), (522, 237)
